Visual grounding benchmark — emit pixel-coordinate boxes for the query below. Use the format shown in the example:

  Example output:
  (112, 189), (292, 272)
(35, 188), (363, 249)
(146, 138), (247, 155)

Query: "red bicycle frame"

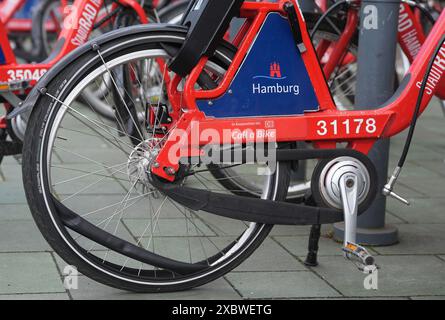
(0, 0), (65, 33)
(0, 0), (27, 32)
(0, 0), (148, 84)
(151, 0), (445, 181)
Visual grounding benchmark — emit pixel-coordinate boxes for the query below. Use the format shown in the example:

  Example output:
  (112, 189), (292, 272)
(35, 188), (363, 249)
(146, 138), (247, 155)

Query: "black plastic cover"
(168, 0), (244, 77)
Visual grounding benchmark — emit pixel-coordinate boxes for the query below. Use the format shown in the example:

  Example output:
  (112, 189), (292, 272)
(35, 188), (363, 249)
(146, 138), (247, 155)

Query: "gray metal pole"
(334, 0), (399, 245)
(292, 0), (320, 181)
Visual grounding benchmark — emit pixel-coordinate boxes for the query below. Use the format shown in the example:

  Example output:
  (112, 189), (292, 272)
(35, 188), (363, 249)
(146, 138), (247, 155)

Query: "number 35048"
(316, 118), (377, 136)
(7, 69), (47, 81)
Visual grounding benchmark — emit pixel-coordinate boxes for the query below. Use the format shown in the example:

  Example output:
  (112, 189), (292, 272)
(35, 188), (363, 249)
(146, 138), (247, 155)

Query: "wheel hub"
(127, 138), (160, 193)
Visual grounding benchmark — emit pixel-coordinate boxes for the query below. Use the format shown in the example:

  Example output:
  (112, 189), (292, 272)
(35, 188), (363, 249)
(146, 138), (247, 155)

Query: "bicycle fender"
(7, 24), (189, 120)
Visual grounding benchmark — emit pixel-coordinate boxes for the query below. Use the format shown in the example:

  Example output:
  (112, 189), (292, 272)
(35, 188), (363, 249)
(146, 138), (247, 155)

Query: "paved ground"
(0, 99), (445, 300)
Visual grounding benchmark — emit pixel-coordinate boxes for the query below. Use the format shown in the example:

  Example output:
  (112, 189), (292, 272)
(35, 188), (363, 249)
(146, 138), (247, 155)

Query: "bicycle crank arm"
(338, 170), (377, 271)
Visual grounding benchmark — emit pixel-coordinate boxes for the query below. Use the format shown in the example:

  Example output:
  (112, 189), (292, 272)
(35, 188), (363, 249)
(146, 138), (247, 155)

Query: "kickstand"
(304, 224), (321, 266)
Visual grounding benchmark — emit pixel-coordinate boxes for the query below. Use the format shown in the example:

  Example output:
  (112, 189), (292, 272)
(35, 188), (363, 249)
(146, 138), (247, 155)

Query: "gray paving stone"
(0, 293), (69, 300)
(0, 183), (27, 204)
(0, 156), (20, 166)
(391, 162), (445, 197)
(323, 296), (409, 300)
(0, 204), (32, 221)
(387, 198), (445, 224)
(410, 296), (445, 300)
(397, 165), (441, 181)
(410, 129), (445, 152)
(411, 159), (445, 177)
(390, 142), (444, 161)
(269, 224), (332, 237)
(56, 148), (121, 165)
(51, 163), (128, 196)
(0, 164), (22, 182)
(421, 121), (445, 140)
(385, 212), (407, 224)
(234, 238), (306, 272)
(372, 224), (445, 255)
(313, 255), (445, 297)
(269, 225), (312, 236)
(69, 276), (240, 300)
(57, 194), (181, 220)
(124, 218), (216, 238)
(274, 235), (345, 257)
(226, 271), (340, 299)
(0, 252), (65, 294)
(0, 220), (51, 252)
(399, 178), (445, 198)
(392, 182), (428, 198)
(189, 214), (250, 237)
(294, 296), (409, 300)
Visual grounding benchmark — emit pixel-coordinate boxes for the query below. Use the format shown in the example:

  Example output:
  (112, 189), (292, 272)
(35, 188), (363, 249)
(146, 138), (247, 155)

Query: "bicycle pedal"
(342, 242), (376, 272)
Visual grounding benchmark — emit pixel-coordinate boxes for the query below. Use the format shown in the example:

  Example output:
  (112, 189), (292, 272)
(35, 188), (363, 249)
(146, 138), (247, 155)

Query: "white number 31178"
(316, 118), (377, 136)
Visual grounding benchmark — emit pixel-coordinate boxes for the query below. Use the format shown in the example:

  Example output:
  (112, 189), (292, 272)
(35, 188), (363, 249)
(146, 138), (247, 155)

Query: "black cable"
(93, 6), (123, 30)
(398, 34), (445, 168)
(413, 1), (437, 25)
(310, 0), (350, 38)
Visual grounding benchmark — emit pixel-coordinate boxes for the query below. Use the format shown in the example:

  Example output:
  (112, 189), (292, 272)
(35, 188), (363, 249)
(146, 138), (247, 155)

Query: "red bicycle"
(30, 0), (188, 61)
(0, 0), (60, 61)
(0, 0), (189, 163)
(18, 0), (445, 292)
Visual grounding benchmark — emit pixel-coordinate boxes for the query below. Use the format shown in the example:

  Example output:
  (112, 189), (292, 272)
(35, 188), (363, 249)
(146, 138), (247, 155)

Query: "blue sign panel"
(197, 13), (319, 118)
(0, 47), (6, 65)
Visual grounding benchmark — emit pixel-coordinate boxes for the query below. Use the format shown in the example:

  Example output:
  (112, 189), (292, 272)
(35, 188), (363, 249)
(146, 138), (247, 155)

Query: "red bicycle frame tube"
(151, 0), (445, 181)
(397, 2), (445, 99)
(0, 0), (25, 25)
(320, 7), (358, 78)
(0, 0), (54, 34)
(0, 0), (148, 84)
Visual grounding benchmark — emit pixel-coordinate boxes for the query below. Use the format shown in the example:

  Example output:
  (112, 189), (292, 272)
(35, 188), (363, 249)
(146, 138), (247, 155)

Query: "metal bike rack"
(333, 0), (400, 245)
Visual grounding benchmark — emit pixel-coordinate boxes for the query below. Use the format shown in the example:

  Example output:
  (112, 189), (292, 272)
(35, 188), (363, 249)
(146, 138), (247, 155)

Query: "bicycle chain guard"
(149, 148), (378, 226)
